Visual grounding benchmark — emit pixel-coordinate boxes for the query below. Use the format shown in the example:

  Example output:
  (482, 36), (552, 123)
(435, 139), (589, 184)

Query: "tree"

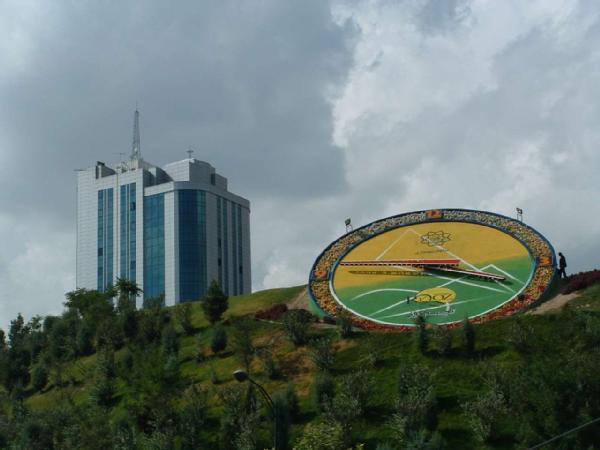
(272, 389), (292, 450)
(461, 318), (476, 355)
(294, 421), (345, 450)
(336, 309), (353, 339)
(31, 364), (49, 392)
(76, 320), (94, 356)
(413, 313), (428, 354)
(113, 278), (142, 312)
(64, 288), (114, 326)
(230, 317), (255, 372)
(433, 326), (452, 357)
(309, 337), (335, 372)
(210, 326), (227, 355)
(282, 309), (311, 346)
(202, 280), (229, 325)
(175, 302), (195, 335)
(161, 324), (179, 356)
(313, 371), (335, 413)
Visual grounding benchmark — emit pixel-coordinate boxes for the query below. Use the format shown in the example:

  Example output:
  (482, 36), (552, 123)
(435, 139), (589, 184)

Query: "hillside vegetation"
(0, 279), (599, 449)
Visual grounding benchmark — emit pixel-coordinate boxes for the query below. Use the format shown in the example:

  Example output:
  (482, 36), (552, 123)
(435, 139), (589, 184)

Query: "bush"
(202, 280), (229, 325)
(285, 383), (300, 420)
(272, 390), (292, 450)
(258, 349), (280, 379)
(461, 317), (476, 355)
(255, 304), (288, 321)
(564, 269), (600, 294)
(508, 319), (534, 354)
(433, 326), (452, 357)
(90, 377), (115, 408)
(309, 337), (335, 372)
(282, 310), (311, 346)
(31, 364), (49, 392)
(210, 326), (228, 355)
(413, 314), (428, 354)
(161, 323), (179, 356)
(313, 371), (335, 413)
(230, 317), (255, 372)
(462, 380), (508, 443)
(336, 309), (353, 339)
(294, 421), (345, 450)
(175, 302), (195, 335)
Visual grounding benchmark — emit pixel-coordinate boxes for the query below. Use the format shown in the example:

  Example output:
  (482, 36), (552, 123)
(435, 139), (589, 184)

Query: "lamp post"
(233, 369), (278, 449)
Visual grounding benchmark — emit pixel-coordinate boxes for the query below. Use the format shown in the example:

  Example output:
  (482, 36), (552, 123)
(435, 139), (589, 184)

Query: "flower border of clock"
(308, 209), (557, 331)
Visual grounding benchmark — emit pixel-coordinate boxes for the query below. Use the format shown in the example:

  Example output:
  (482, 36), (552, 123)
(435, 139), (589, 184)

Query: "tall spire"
(131, 107), (141, 160)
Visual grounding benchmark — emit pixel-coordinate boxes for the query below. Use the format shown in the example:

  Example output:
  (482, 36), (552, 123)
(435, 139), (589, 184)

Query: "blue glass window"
(144, 193), (165, 302)
(97, 188), (113, 291)
(237, 204), (243, 294)
(178, 190), (207, 301)
(120, 183), (136, 281)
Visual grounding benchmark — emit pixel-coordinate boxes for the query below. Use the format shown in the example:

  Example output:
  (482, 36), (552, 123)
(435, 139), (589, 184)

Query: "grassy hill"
(4, 281), (600, 449)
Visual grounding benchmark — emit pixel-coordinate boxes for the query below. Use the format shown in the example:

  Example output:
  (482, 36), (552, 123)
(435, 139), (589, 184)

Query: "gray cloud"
(1, 0), (599, 329)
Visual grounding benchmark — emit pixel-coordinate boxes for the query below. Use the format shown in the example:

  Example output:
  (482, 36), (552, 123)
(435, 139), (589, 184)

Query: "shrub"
(413, 314), (428, 354)
(161, 323), (179, 356)
(90, 377), (115, 408)
(461, 317), (475, 355)
(462, 380), (508, 443)
(255, 304), (288, 321)
(31, 364), (49, 392)
(282, 309), (311, 346)
(313, 371), (335, 413)
(285, 383), (300, 420)
(258, 349), (280, 379)
(230, 317), (255, 372)
(563, 269), (600, 294)
(433, 326), (452, 357)
(272, 390), (292, 450)
(336, 309), (353, 339)
(309, 337), (335, 372)
(210, 326), (228, 355)
(202, 280), (229, 325)
(294, 421), (345, 450)
(508, 319), (534, 354)
(175, 302), (195, 335)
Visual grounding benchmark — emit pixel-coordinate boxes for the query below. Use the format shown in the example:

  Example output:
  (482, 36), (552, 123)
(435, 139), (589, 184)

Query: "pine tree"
(202, 280), (229, 325)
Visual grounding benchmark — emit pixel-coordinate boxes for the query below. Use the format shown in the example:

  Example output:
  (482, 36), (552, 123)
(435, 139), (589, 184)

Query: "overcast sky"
(1, 0), (599, 329)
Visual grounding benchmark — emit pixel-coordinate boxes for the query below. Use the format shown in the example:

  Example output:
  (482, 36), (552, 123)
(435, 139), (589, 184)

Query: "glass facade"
(237, 204), (243, 294)
(222, 198), (229, 295)
(217, 198), (223, 288)
(120, 183), (137, 281)
(232, 203), (238, 295)
(178, 190), (207, 301)
(144, 193), (165, 300)
(97, 188), (114, 291)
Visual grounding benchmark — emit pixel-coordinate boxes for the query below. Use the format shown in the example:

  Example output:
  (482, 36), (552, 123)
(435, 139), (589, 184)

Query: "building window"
(97, 188), (113, 291)
(178, 190), (207, 302)
(144, 193), (165, 303)
(120, 183), (136, 282)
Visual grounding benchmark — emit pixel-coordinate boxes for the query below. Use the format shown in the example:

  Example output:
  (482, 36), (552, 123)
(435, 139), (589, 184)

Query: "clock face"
(330, 222), (535, 326)
(309, 209), (556, 330)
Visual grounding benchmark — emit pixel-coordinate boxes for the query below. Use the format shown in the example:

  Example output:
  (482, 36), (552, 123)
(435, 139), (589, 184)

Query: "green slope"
(15, 281), (600, 449)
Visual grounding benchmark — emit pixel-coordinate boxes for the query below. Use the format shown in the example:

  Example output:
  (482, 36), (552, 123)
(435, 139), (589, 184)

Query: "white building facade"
(76, 154), (251, 307)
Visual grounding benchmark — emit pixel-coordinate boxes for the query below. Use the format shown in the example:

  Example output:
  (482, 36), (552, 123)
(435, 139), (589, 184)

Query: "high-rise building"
(76, 110), (251, 306)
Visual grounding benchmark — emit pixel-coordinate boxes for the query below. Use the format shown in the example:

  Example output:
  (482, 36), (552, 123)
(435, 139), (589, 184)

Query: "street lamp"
(233, 369), (278, 449)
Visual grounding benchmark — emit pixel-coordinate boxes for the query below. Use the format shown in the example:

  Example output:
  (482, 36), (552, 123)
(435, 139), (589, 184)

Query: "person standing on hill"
(558, 252), (568, 279)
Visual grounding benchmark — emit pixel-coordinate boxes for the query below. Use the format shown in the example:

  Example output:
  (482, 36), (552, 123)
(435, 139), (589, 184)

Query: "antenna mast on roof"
(131, 106), (141, 160)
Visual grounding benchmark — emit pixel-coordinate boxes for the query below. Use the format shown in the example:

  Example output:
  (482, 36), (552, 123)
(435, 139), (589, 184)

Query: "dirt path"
(527, 292), (580, 315)
(287, 287), (309, 309)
